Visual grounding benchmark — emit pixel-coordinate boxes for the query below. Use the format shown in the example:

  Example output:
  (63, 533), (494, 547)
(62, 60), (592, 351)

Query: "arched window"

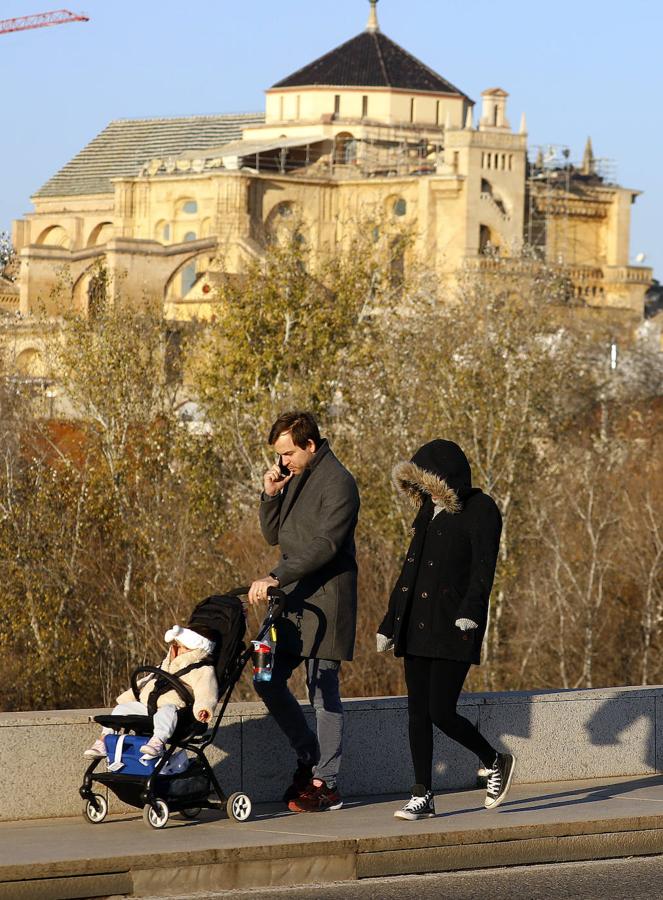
(15, 348), (44, 378)
(86, 222), (113, 247)
(182, 200), (198, 214)
(393, 198), (407, 217)
(36, 225), (71, 248)
(88, 269), (107, 320)
(184, 231), (197, 242)
(334, 132), (356, 164)
(479, 224), (501, 255)
(265, 201), (301, 245)
(155, 221), (171, 242)
(270, 202), (294, 221)
(181, 262), (197, 295)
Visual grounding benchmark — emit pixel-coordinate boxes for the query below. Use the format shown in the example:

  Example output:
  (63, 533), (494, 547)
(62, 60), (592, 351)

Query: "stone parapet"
(0, 685), (660, 822)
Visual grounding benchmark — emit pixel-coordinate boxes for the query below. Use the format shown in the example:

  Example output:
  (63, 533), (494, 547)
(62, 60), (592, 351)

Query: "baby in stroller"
(84, 623), (219, 760)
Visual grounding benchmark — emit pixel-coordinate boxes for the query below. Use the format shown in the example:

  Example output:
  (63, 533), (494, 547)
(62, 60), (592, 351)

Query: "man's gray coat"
(259, 439), (360, 661)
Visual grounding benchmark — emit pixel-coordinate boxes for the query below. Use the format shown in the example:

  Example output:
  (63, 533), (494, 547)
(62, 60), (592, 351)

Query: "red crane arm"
(0, 9), (89, 35)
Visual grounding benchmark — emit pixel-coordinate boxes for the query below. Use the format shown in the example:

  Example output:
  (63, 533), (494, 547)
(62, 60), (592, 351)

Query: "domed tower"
(243, 0), (473, 156)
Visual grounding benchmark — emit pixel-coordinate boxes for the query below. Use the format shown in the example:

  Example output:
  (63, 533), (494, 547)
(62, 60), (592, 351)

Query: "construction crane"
(0, 9), (88, 36)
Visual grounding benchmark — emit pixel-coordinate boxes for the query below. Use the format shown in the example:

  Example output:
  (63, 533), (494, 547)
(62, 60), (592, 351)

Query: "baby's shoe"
(140, 736), (165, 758)
(83, 737), (107, 759)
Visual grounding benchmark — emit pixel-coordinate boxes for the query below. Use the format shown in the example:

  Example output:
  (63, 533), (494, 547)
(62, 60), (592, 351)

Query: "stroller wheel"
(143, 800), (170, 829)
(179, 807), (202, 819)
(83, 793), (108, 824)
(226, 792), (252, 822)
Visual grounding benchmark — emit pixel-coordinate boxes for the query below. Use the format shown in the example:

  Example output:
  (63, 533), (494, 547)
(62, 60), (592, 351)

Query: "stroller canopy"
(188, 593), (246, 686)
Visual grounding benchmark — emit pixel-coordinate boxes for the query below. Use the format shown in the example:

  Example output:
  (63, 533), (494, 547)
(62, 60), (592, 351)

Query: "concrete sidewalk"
(4, 775), (663, 899)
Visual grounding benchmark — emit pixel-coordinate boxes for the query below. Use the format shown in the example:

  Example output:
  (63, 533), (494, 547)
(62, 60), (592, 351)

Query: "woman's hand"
(196, 709), (211, 723)
(376, 633), (394, 652)
(455, 618), (478, 632)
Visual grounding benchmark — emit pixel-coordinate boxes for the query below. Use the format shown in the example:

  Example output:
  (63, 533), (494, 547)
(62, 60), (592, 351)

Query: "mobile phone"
(278, 457), (290, 478)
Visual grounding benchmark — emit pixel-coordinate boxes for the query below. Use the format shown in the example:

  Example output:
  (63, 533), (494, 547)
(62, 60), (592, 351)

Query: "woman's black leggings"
(404, 655), (496, 790)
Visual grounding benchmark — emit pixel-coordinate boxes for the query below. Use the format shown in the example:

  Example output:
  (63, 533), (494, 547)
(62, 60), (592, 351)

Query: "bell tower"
(444, 87), (527, 257)
(479, 88), (510, 130)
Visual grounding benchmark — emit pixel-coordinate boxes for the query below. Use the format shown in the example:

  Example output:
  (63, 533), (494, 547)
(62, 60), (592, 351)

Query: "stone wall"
(1, 685), (660, 822)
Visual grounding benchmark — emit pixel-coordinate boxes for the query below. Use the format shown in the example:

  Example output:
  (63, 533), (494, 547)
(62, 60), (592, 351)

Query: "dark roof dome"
(272, 29), (470, 99)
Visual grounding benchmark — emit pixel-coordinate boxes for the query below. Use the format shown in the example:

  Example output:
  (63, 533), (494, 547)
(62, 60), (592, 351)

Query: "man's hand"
(376, 633), (394, 653)
(248, 575), (279, 606)
(263, 462), (293, 497)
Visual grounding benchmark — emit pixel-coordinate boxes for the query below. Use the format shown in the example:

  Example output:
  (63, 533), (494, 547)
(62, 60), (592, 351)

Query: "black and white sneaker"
(394, 785), (435, 820)
(484, 753), (516, 809)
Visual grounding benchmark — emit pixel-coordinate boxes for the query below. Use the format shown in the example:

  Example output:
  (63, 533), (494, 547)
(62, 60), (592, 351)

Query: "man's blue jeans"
(254, 649), (344, 788)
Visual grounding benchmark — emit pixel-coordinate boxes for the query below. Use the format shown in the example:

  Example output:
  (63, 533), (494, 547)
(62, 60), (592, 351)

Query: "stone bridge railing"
(1, 685), (661, 821)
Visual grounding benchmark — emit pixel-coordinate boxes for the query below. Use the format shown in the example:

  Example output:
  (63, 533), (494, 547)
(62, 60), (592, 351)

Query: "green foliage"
(0, 233), (660, 709)
(0, 306), (235, 709)
(192, 224), (411, 503)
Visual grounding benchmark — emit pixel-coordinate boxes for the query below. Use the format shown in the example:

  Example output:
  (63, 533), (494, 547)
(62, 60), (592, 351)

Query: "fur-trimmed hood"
(392, 440), (475, 513)
(392, 460), (461, 513)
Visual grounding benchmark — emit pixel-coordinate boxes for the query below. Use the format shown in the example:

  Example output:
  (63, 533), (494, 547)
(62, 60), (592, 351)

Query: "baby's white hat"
(164, 625), (215, 655)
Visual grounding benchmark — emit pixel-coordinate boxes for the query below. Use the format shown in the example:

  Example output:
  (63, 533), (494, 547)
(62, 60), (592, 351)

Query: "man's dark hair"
(269, 411), (321, 449)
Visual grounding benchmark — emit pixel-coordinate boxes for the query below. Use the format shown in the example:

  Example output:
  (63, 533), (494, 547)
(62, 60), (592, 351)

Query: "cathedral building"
(9, 0), (652, 372)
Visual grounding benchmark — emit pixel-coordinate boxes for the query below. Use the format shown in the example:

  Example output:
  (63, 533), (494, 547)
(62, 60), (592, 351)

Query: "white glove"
(376, 633), (394, 652)
(455, 618), (479, 632)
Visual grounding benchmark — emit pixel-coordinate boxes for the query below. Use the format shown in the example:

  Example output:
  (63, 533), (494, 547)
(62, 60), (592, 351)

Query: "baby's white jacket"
(115, 647), (218, 719)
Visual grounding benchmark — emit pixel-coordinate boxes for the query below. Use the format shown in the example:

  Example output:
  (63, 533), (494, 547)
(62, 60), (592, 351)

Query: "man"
(248, 411), (360, 812)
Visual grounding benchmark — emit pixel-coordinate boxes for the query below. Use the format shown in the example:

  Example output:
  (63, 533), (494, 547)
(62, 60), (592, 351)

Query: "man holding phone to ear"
(248, 411), (360, 812)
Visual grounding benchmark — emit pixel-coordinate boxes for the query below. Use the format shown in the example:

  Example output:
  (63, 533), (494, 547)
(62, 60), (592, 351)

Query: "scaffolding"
(526, 143), (617, 265)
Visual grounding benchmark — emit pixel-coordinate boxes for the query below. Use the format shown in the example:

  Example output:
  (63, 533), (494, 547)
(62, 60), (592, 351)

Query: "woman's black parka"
(378, 440), (502, 665)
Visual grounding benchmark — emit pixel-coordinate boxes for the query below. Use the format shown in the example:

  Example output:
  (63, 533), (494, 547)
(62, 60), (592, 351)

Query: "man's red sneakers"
(282, 760), (314, 803)
(287, 779), (343, 812)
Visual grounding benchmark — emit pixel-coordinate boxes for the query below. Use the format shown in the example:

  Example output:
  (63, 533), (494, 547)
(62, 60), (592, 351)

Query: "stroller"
(79, 586), (284, 829)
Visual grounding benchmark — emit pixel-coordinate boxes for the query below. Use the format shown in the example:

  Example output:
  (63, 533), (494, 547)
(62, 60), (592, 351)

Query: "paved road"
(138, 855), (663, 899)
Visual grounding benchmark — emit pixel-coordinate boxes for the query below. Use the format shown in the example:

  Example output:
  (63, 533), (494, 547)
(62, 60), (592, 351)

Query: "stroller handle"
(227, 585), (287, 618)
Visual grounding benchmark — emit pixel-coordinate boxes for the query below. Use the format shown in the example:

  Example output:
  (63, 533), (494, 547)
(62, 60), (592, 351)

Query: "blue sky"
(1, 0), (660, 277)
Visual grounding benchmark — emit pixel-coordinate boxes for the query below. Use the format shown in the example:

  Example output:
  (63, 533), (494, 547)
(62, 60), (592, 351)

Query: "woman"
(377, 439), (515, 819)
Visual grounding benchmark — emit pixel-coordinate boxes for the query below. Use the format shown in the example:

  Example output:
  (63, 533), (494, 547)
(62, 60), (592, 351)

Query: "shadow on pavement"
(495, 773), (663, 815)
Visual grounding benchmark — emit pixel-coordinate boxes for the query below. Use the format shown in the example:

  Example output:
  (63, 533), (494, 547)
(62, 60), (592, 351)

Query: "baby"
(84, 623), (219, 759)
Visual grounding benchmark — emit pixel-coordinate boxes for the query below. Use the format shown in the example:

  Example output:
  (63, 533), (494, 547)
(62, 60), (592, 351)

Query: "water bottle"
(251, 639), (274, 682)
